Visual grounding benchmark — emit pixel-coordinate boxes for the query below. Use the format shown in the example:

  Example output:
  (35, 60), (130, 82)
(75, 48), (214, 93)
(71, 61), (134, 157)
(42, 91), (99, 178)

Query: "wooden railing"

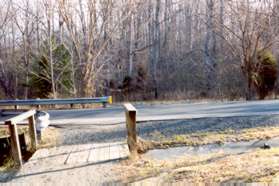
(123, 103), (138, 156)
(5, 110), (37, 168)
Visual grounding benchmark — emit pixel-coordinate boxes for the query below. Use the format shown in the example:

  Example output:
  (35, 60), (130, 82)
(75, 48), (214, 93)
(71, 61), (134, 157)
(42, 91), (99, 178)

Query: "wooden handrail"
(4, 110), (38, 168)
(6, 110), (36, 124)
(123, 103), (137, 112)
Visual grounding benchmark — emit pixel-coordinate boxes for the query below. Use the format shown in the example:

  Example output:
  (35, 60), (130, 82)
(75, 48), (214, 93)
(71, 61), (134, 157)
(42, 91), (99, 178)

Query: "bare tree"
(0, 0), (278, 101)
(222, 0), (279, 99)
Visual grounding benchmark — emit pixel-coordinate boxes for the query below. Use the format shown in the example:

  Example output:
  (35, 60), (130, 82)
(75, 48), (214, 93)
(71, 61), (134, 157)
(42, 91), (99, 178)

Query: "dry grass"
(168, 148), (279, 183)
(113, 147), (279, 184)
(0, 126), (28, 138)
(112, 126), (279, 184)
(38, 127), (60, 148)
(139, 126), (279, 152)
(0, 157), (14, 172)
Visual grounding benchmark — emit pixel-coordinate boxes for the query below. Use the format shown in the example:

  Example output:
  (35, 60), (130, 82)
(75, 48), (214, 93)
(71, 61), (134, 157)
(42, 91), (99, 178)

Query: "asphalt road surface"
(1, 99), (279, 125)
(43, 99), (279, 125)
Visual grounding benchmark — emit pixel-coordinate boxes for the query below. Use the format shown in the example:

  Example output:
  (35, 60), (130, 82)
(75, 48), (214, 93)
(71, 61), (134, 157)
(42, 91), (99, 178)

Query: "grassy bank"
(137, 126), (279, 152)
(113, 126), (279, 183)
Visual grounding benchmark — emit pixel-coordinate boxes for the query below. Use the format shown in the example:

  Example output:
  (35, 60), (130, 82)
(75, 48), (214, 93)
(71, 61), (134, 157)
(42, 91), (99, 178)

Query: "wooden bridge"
(1, 102), (138, 170)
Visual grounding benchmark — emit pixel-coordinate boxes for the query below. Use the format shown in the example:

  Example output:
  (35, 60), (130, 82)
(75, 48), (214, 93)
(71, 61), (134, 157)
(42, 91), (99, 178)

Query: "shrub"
(252, 50), (278, 99)
(29, 42), (73, 98)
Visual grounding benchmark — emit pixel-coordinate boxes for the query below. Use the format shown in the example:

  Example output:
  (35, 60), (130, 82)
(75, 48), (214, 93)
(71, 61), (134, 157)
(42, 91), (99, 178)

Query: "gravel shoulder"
(55, 114), (279, 145)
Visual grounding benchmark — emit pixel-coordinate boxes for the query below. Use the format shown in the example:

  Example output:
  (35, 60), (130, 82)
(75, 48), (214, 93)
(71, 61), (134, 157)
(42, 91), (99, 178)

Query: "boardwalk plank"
(66, 144), (91, 164)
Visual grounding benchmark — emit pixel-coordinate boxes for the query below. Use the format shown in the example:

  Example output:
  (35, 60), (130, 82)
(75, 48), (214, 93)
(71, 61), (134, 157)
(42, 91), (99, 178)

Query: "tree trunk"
(153, 0), (161, 99)
(23, 32), (29, 99)
(128, 13), (134, 76)
(204, 0), (216, 94)
(11, 3), (17, 98)
(82, 68), (94, 97)
(219, 0), (224, 50)
(47, 3), (56, 98)
(246, 70), (253, 100)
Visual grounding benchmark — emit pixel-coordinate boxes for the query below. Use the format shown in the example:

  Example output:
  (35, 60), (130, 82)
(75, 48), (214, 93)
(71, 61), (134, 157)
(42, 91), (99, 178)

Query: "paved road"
(45, 99), (279, 125)
(1, 99), (279, 125)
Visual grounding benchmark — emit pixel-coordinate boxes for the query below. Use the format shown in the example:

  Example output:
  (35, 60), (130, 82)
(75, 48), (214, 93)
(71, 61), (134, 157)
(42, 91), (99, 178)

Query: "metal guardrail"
(0, 96), (112, 109)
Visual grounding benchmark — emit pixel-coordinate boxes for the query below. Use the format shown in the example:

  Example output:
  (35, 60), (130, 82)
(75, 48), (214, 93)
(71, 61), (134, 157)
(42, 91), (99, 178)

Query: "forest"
(0, 0), (279, 101)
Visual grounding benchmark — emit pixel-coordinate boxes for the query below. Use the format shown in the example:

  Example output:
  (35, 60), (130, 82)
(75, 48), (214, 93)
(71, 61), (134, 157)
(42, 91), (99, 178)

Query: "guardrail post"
(124, 103), (137, 156)
(108, 96), (112, 104)
(6, 121), (23, 168)
(36, 98), (41, 109)
(28, 115), (37, 151)
(103, 96), (112, 108)
(14, 98), (19, 110)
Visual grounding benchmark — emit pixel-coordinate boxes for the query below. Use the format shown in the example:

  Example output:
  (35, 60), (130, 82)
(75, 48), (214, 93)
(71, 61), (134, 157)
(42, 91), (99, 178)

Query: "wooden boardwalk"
(4, 141), (129, 184)
(1, 103), (136, 184)
(31, 141), (129, 165)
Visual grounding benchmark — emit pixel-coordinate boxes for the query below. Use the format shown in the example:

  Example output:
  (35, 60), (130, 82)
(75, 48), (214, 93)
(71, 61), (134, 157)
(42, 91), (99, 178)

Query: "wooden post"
(124, 103), (137, 155)
(6, 121), (23, 168)
(4, 110), (37, 168)
(28, 115), (37, 152)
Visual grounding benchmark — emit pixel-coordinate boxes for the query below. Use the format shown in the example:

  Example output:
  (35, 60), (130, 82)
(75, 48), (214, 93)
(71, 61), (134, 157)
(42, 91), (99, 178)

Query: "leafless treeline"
(0, 0), (279, 100)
